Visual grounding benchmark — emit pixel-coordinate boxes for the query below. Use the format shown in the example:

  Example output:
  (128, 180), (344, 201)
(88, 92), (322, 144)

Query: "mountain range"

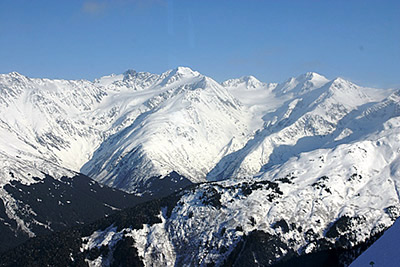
(0, 67), (399, 266)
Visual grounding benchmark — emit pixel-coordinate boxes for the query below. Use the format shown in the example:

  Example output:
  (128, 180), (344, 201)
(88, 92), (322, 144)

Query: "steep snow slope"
(5, 110), (399, 266)
(221, 75), (279, 127)
(0, 67), (229, 242)
(70, 110), (400, 266)
(0, 71), (107, 175)
(0, 67), (255, 193)
(0, 68), (396, 192)
(81, 70), (253, 190)
(159, 112), (399, 266)
(209, 74), (395, 180)
(0, 68), (399, 266)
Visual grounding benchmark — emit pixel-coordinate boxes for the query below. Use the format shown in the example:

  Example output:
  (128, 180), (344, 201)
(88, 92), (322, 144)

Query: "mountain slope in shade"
(0, 172), (142, 253)
(0, 165), (191, 253)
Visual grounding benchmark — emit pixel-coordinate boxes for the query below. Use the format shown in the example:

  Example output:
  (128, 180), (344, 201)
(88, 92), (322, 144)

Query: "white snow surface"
(208, 75), (396, 180)
(0, 68), (397, 193)
(161, 116), (400, 265)
(1, 67), (252, 191)
(79, 115), (400, 265)
(81, 225), (123, 267)
(81, 209), (176, 267)
(1, 67), (399, 265)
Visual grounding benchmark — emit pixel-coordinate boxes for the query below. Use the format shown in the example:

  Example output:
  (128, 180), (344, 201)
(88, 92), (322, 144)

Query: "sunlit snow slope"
(0, 67), (253, 192)
(0, 68), (396, 193)
(0, 67), (399, 266)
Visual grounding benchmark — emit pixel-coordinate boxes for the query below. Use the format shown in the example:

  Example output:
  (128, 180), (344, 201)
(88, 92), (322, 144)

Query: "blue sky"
(0, 0), (399, 88)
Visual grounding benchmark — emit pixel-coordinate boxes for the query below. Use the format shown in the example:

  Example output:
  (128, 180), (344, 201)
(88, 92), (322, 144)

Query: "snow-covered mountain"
(70, 104), (400, 266)
(0, 67), (253, 192)
(1, 68), (393, 191)
(0, 67), (399, 265)
(81, 70), (253, 190)
(3, 121), (400, 264)
(222, 75), (276, 90)
(209, 74), (394, 180)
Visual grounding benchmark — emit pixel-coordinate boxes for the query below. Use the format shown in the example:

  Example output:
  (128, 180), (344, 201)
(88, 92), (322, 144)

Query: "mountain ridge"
(0, 67), (396, 190)
(0, 67), (399, 265)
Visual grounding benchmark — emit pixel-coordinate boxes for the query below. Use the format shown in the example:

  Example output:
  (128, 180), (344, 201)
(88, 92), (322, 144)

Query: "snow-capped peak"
(0, 71), (30, 84)
(158, 66), (202, 87)
(296, 71), (327, 81)
(94, 73), (124, 87)
(273, 72), (329, 96)
(239, 75), (263, 89)
(166, 66), (200, 79)
(174, 66), (200, 76)
(323, 77), (372, 102)
(123, 69), (137, 80)
(330, 77), (356, 88)
(7, 71), (24, 77)
(222, 75), (266, 90)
